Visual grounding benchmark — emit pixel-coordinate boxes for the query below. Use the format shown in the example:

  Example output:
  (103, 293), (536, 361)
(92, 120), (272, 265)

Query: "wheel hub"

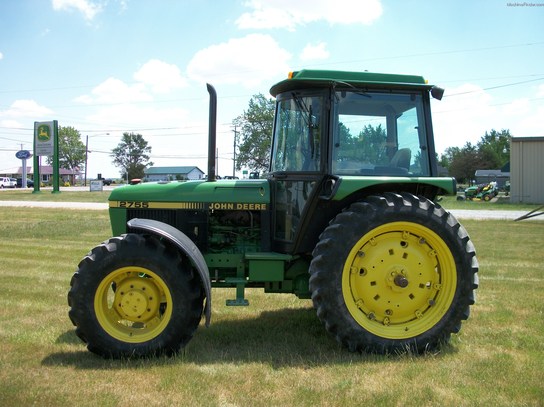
(345, 226), (449, 330)
(114, 277), (161, 322)
(120, 290), (148, 318)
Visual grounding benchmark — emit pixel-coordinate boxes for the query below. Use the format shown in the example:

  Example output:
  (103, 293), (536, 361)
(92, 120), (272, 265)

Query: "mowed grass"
(0, 208), (543, 406)
(0, 188), (111, 203)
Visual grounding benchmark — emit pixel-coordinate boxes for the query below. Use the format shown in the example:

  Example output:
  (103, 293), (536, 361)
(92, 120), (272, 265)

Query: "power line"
(433, 96), (544, 115)
(438, 73), (544, 84)
(444, 77), (544, 97)
(304, 41), (544, 69)
(1, 41), (542, 96)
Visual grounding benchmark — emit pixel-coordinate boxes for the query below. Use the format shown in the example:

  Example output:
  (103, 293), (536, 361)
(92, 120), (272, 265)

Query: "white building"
(144, 166), (205, 182)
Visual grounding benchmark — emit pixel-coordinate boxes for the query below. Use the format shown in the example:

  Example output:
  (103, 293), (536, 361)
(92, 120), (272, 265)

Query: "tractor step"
(224, 277), (249, 306)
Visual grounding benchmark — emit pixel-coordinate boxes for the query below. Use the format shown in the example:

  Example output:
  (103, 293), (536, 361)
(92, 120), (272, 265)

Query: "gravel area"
(449, 209), (543, 221)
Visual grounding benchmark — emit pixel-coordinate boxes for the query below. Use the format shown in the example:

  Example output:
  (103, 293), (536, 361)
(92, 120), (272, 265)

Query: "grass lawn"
(0, 188), (111, 203)
(0, 207), (542, 406)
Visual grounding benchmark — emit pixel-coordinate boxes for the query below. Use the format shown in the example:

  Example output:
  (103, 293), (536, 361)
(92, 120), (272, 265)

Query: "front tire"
(68, 233), (204, 358)
(309, 193), (478, 354)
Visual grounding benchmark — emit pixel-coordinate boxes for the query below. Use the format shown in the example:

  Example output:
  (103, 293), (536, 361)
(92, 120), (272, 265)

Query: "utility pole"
(84, 135), (89, 186)
(84, 132), (109, 187)
(127, 134), (131, 184)
(232, 126), (238, 177)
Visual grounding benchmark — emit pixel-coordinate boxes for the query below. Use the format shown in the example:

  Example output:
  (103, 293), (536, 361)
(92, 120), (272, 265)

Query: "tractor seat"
(390, 148), (411, 170)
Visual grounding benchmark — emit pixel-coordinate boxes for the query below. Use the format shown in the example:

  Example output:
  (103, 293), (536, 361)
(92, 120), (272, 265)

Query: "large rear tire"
(68, 233), (204, 358)
(309, 193), (478, 354)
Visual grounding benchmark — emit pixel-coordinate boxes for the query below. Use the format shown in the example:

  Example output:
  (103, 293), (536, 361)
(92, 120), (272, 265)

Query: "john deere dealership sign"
(33, 120), (60, 193)
(34, 121), (55, 156)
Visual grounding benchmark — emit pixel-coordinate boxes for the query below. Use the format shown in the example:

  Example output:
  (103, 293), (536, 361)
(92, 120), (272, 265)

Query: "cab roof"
(270, 69), (433, 96)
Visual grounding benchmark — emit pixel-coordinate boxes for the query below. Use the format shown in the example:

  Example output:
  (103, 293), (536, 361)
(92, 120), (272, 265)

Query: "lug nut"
(394, 274), (409, 288)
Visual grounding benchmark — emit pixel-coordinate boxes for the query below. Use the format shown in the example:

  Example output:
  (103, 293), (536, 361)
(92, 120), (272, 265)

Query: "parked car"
(97, 177), (113, 186)
(16, 178), (34, 188)
(0, 177), (17, 188)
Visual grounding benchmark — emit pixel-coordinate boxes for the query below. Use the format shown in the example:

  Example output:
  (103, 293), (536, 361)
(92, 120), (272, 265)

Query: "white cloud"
(86, 104), (189, 130)
(75, 59), (188, 105)
(0, 99), (54, 118)
(503, 98), (531, 116)
(300, 42), (330, 61)
(432, 84), (497, 153)
(236, 0), (383, 30)
(502, 102), (544, 138)
(74, 77), (151, 105)
(51, 0), (102, 21)
(186, 34), (291, 87)
(432, 83), (544, 153)
(133, 60), (187, 93)
(0, 119), (24, 129)
(537, 83), (544, 97)
(0, 51), (3, 60)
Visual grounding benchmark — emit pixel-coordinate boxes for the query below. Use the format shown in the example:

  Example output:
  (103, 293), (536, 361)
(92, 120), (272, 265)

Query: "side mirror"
(431, 86), (445, 101)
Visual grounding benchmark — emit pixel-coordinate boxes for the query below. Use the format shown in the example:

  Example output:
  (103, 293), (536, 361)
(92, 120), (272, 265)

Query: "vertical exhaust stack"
(206, 83), (217, 182)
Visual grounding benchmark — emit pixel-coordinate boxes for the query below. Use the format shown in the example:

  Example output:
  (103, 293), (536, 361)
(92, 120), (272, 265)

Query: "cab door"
(269, 90), (328, 253)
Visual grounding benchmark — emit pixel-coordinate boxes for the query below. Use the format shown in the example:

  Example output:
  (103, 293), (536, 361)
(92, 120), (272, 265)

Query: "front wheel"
(68, 233), (204, 358)
(309, 193), (478, 354)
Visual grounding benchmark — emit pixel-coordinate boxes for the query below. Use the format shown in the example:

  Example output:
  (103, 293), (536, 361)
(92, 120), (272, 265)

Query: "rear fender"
(127, 218), (211, 326)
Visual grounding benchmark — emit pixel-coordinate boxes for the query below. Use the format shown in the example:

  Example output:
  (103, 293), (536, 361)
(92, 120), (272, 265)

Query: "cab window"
(332, 91), (430, 176)
(271, 94), (324, 173)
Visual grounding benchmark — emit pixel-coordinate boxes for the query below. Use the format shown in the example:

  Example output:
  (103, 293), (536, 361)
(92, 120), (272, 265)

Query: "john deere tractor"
(68, 70), (479, 358)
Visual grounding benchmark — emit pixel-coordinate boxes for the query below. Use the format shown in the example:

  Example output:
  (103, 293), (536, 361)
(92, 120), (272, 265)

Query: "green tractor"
(68, 70), (479, 358)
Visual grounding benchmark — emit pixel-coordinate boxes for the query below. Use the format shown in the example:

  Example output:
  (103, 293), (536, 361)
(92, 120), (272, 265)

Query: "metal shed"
(510, 137), (544, 204)
(474, 169), (510, 189)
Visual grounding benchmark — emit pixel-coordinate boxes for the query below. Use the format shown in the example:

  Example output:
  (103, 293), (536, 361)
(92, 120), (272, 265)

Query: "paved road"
(0, 199), (542, 220)
(448, 209), (542, 221)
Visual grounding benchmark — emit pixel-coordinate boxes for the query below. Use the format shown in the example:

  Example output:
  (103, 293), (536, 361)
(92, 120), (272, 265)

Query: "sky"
(0, 0), (543, 179)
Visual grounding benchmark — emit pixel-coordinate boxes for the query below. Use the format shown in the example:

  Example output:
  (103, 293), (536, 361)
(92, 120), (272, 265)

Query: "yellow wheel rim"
(94, 266), (173, 343)
(342, 221), (457, 339)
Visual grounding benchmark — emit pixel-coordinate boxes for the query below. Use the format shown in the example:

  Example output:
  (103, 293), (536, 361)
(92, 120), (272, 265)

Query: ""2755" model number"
(118, 201), (149, 208)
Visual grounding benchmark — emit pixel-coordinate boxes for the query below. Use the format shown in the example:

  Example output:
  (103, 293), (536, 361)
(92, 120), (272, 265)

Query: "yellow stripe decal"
(110, 201), (204, 209)
(109, 201), (267, 210)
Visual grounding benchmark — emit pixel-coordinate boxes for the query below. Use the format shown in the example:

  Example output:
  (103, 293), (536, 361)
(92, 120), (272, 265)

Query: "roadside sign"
(35, 122), (54, 156)
(33, 120), (59, 194)
(16, 150), (32, 160)
(90, 180), (103, 192)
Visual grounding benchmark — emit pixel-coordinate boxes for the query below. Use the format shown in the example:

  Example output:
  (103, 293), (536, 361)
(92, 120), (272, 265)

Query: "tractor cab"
(267, 70), (447, 253)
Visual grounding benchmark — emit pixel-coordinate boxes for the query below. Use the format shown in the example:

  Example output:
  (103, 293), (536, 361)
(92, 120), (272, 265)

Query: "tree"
(111, 132), (153, 181)
(448, 142), (480, 184)
(440, 129), (512, 183)
(47, 126), (86, 174)
(358, 124), (388, 165)
(233, 93), (275, 173)
(477, 129), (511, 169)
(439, 146), (461, 171)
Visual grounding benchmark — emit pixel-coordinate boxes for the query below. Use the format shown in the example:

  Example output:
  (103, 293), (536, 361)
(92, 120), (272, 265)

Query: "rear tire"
(68, 233), (204, 358)
(309, 193), (478, 354)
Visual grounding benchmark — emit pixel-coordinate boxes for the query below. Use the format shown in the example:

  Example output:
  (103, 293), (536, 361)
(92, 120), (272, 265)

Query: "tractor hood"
(108, 179), (270, 209)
